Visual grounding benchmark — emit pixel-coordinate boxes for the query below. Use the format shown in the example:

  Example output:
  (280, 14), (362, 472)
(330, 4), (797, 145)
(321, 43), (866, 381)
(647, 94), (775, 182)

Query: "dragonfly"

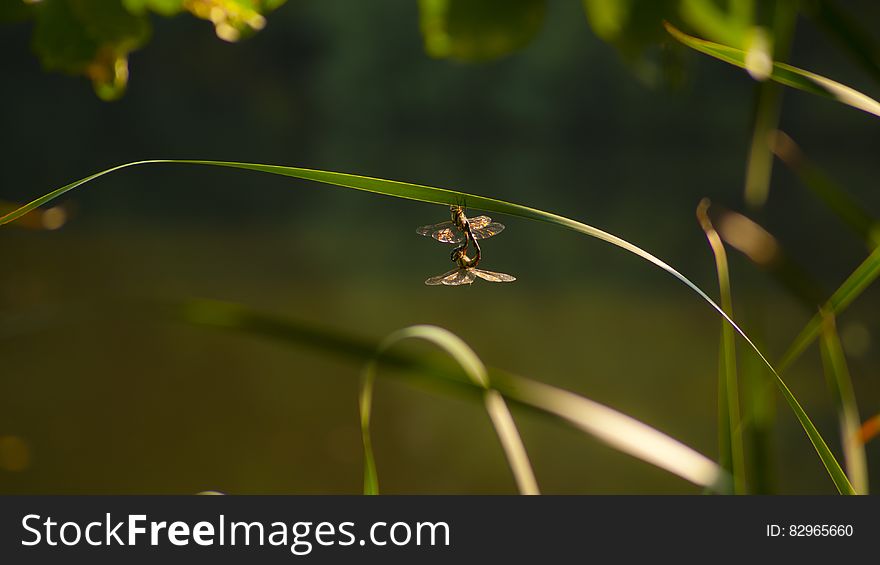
(416, 205), (505, 245)
(425, 241), (516, 286)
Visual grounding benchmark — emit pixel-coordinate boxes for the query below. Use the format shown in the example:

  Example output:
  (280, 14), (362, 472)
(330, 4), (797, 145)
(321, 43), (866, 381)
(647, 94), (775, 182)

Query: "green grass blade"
(818, 312), (869, 494)
(742, 2), (797, 208)
(779, 244), (880, 372)
(665, 22), (880, 118)
(740, 321), (776, 494)
(0, 159), (779, 379)
(179, 298), (727, 490)
(697, 200), (745, 494)
(743, 76), (783, 208)
(1, 159), (851, 492)
(362, 325), (540, 495)
(358, 364), (380, 495)
(770, 372), (855, 494)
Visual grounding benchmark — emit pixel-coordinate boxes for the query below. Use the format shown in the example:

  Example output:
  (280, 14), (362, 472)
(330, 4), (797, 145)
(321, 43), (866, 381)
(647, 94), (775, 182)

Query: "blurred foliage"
(3, 0), (285, 100)
(418, 0), (546, 61)
(4, 0), (880, 494)
(5, 0), (877, 100)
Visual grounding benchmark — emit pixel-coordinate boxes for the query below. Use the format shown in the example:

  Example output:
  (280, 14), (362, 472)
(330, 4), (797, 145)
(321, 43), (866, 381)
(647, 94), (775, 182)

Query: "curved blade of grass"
(1, 159), (850, 492)
(779, 244), (880, 373)
(665, 22), (880, 118)
(740, 325), (777, 494)
(697, 199), (745, 494)
(0, 200), (68, 231)
(361, 325), (540, 495)
(358, 362), (380, 495)
(179, 298), (727, 490)
(818, 311), (868, 494)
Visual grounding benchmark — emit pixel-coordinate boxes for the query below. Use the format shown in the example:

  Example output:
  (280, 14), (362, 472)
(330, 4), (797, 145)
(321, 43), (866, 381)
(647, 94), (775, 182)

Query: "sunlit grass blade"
(779, 245), (880, 373)
(178, 298), (728, 490)
(665, 22), (880, 118)
(772, 131), (879, 247)
(697, 200), (745, 494)
(0, 159), (850, 492)
(771, 376), (855, 494)
(0, 200), (68, 231)
(818, 311), (869, 494)
(361, 325), (540, 495)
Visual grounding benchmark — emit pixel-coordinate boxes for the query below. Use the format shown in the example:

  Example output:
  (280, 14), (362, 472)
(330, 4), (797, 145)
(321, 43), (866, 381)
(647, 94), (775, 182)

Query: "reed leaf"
(0, 159), (851, 492)
(665, 22), (880, 118)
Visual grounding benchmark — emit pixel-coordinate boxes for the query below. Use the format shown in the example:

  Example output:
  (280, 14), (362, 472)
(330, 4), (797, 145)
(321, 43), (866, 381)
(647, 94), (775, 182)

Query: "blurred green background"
(2, 0), (879, 493)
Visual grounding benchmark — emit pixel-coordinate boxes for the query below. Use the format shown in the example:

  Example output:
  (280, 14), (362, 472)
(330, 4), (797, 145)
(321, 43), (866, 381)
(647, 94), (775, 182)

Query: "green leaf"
(582, 0), (632, 42)
(679, 0), (753, 49)
(779, 244), (880, 373)
(361, 325), (539, 495)
(740, 327), (777, 494)
(741, 1), (798, 208)
(179, 299), (727, 490)
(180, 0), (281, 43)
(818, 312), (869, 494)
(17, 0), (283, 99)
(583, 0), (679, 61)
(697, 199), (745, 494)
(0, 159), (852, 493)
(31, 0), (151, 101)
(665, 22), (880, 118)
(122, 0), (184, 17)
(358, 361), (379, 495)
(419, 0), (546, 61)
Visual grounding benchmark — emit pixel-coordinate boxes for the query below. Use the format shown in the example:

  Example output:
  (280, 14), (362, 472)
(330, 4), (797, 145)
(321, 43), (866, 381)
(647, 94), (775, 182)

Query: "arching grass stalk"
(697, 199), (745, 494)
(180, 298), (728, 490)
(818, 312), (869, 494)
(360, 325), (539, 495)
(0, 159), (852, 493)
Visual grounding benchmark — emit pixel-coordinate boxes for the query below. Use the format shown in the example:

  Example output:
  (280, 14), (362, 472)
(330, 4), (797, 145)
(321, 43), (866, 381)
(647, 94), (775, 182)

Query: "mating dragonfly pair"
(416, 205), (515, 286)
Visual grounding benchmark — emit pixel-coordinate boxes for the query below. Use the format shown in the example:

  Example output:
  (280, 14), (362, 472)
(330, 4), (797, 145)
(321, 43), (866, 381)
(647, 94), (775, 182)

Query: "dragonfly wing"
(416, 220), (465, 244)
(473, 269), (516, 283)
(466, 216), (491, 229)
(472, 222), (505, 240)
(416, 220), (452, 236)
(446, 269), (476, 285)
(433, 227), (465, 244)
(425, 268), (460, 285)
